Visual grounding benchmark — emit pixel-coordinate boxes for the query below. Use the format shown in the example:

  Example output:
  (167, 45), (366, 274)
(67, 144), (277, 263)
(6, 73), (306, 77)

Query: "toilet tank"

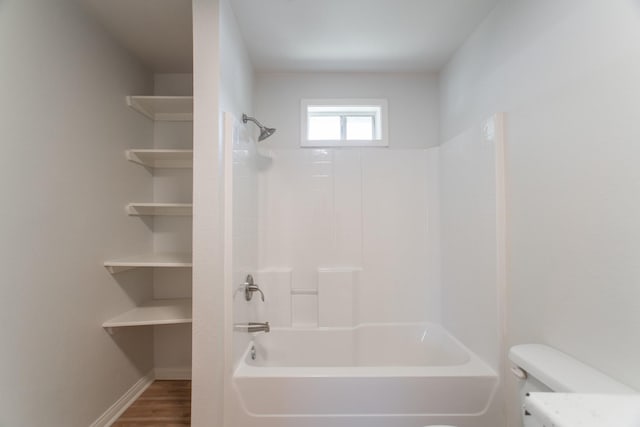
(509, 344), (635, 427)
(509, 344), (634, 393)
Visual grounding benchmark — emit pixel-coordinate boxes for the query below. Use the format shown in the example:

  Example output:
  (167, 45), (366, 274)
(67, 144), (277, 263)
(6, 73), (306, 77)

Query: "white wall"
(440, 0), (640, 424)
(253, 73), (441, 326)
(0, 0), (155, 425)
(255, 72), (439, 149)
(191, 0), (255, 425)
(220, 0), (254, 121)
(191, 0), (223, 424)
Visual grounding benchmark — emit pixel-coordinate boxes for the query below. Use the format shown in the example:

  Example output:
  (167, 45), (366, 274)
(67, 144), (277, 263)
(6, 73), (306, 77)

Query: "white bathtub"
(233, 323), (498, 417)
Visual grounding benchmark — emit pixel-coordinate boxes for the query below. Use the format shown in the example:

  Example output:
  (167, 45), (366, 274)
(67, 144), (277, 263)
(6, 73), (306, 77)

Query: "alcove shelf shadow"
(126, 96), (193, 121)
(126, 203), (193, 216)
(103, 253), (193, 274)
(126, 149), (193, 169)
(103, 298), (192, 334)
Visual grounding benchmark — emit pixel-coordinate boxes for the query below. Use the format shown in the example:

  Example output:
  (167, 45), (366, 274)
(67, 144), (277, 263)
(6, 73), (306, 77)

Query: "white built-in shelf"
(126, 149), (193, 169)
(104, 253), (192, 274)
(126, 96), (193, 121)
(103, 298), (192, 332)
(127, 203), (193, 216)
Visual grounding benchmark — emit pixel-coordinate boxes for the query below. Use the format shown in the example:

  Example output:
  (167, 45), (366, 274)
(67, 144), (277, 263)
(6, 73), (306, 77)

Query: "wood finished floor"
(112, 380), (191, 427)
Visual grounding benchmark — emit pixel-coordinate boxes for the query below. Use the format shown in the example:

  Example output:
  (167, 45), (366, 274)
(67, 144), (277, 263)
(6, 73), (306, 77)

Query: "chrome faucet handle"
(244, 274), (265, 302)
(246, 284), (265, 302)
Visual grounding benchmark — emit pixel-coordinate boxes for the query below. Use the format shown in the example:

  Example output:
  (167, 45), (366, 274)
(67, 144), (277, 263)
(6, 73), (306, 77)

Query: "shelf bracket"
(105, 265), (136, 274)
(124, 151), (149, 169)
(126, 96), (155, 120)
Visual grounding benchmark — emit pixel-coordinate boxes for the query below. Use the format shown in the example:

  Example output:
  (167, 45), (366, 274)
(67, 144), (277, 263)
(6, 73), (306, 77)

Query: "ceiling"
(230, 0), (500, 72)
(81, 0), (193, 73)
(80, 0), (499, 73)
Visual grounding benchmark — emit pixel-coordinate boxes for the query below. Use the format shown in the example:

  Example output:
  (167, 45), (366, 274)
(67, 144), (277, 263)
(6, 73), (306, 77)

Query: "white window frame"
(301, 98), (389, 147)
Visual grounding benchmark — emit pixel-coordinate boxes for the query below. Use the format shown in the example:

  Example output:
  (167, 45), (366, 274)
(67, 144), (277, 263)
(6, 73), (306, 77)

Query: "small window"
(301, 99), (388, 147)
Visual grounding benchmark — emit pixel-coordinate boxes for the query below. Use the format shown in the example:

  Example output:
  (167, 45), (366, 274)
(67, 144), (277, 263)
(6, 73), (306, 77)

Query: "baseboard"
(90, 371), (154, 427)
(154, 367), (192, 380)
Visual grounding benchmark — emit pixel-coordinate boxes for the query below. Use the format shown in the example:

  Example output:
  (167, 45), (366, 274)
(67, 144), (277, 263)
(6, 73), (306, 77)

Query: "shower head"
(258, 126), (276, 142)
(242, 114), (276, 141)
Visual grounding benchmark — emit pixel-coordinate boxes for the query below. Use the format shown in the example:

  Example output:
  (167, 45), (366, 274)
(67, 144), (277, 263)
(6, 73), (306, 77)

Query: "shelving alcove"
(103, 95), (194, 334)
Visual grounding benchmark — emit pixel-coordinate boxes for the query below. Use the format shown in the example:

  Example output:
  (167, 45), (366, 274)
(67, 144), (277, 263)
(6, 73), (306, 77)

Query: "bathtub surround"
(230, 115), (260, 361)
(254, 269), (293, 327)
(440, 0), (640, 424)
(439, 114), (507, 426)
(440, 114), (506, 369)
(253, 268), (360, 327)
(256, 148), (441, 325)
(317, 268), (359, 327)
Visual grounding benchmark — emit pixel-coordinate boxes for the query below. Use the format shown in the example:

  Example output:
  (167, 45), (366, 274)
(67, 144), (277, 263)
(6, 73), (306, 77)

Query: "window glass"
(308, 116), (341, 140)
(301, 99), (388, 147)
(346, 116), (374, 140)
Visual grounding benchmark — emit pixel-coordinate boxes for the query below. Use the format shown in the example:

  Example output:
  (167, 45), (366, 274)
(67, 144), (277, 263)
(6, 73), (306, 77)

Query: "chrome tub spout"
(235, 322), (270, 333)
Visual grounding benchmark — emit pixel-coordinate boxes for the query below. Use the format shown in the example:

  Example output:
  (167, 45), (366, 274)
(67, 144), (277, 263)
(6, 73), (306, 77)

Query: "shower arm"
(243, 114), (263, 128)
(242, 113), (276, 141)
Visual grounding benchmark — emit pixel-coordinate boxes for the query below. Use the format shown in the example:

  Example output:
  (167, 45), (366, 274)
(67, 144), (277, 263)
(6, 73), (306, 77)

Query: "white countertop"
(525, 393), (640, 427)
